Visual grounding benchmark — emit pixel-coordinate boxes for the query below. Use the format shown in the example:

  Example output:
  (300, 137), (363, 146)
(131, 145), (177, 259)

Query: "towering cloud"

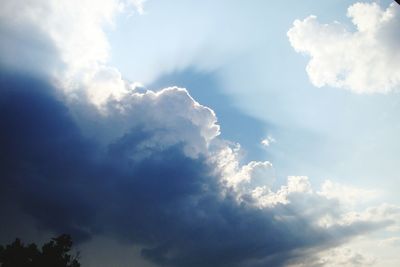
(1, 72), (399, 267)
(1, 1), (400, 267)
(288, 2), (400, 93)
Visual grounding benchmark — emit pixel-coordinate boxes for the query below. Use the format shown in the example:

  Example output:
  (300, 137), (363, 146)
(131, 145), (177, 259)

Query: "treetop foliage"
(0, 234), (80, 267)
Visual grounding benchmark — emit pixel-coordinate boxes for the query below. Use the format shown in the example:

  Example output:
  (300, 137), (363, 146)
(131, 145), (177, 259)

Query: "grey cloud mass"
(0, 72), (395, 267)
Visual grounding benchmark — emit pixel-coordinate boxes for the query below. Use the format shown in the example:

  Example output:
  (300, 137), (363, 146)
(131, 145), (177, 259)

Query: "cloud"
(290, 246), (376, 267)
(379, 237), (400, 247)
(261, 136), (275, 148)
(1, 72), (399, 267)
(288, 2), (400, 93)
(1, 1), (399, 266)
(71, 85), (220, 159)
(0, 0), (115, 71)
(318, 180), (378, 206)
(0, 0), (143, 106)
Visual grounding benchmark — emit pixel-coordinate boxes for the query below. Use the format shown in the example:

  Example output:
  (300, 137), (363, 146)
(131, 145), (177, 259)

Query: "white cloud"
(249, 176), (312, 207)
(288, 3), (400, 93)
(339, 203), (400, 229)
(210, 141), (275, 190)
(242, 176), (399, 232)
(261, 135), (275, 147)
(72, 86), (220, 159)
(0, 0), (144, 106)
(0, 0), (117, 71)
(318, 180), (378, 206)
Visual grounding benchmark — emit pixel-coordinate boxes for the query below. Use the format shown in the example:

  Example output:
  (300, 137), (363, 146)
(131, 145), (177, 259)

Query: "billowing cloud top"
(1, 1), (400, 267)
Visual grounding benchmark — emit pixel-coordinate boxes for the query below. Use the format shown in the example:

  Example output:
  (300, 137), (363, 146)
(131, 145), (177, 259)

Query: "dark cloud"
(0, 72), (99, 241)
(0, 72), (390, 267)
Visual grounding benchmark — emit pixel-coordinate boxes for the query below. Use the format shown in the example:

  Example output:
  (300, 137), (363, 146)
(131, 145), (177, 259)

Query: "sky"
(0, 0), (400, 266)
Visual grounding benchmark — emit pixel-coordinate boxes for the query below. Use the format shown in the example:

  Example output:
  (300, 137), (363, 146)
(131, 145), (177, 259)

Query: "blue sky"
(1, 0), (400, 266)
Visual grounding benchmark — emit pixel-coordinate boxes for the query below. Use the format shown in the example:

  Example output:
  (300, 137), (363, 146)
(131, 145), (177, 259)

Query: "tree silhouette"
(0, 234), (80, 267)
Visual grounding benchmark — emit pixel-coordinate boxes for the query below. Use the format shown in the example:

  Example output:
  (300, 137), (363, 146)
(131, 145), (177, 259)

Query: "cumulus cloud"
(288, 2), (400, 93)
(213, 143), (274, 189)
(1, 0), (399, 266)
(1, 73), (399, 267)
(71, 85), (220, 159)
